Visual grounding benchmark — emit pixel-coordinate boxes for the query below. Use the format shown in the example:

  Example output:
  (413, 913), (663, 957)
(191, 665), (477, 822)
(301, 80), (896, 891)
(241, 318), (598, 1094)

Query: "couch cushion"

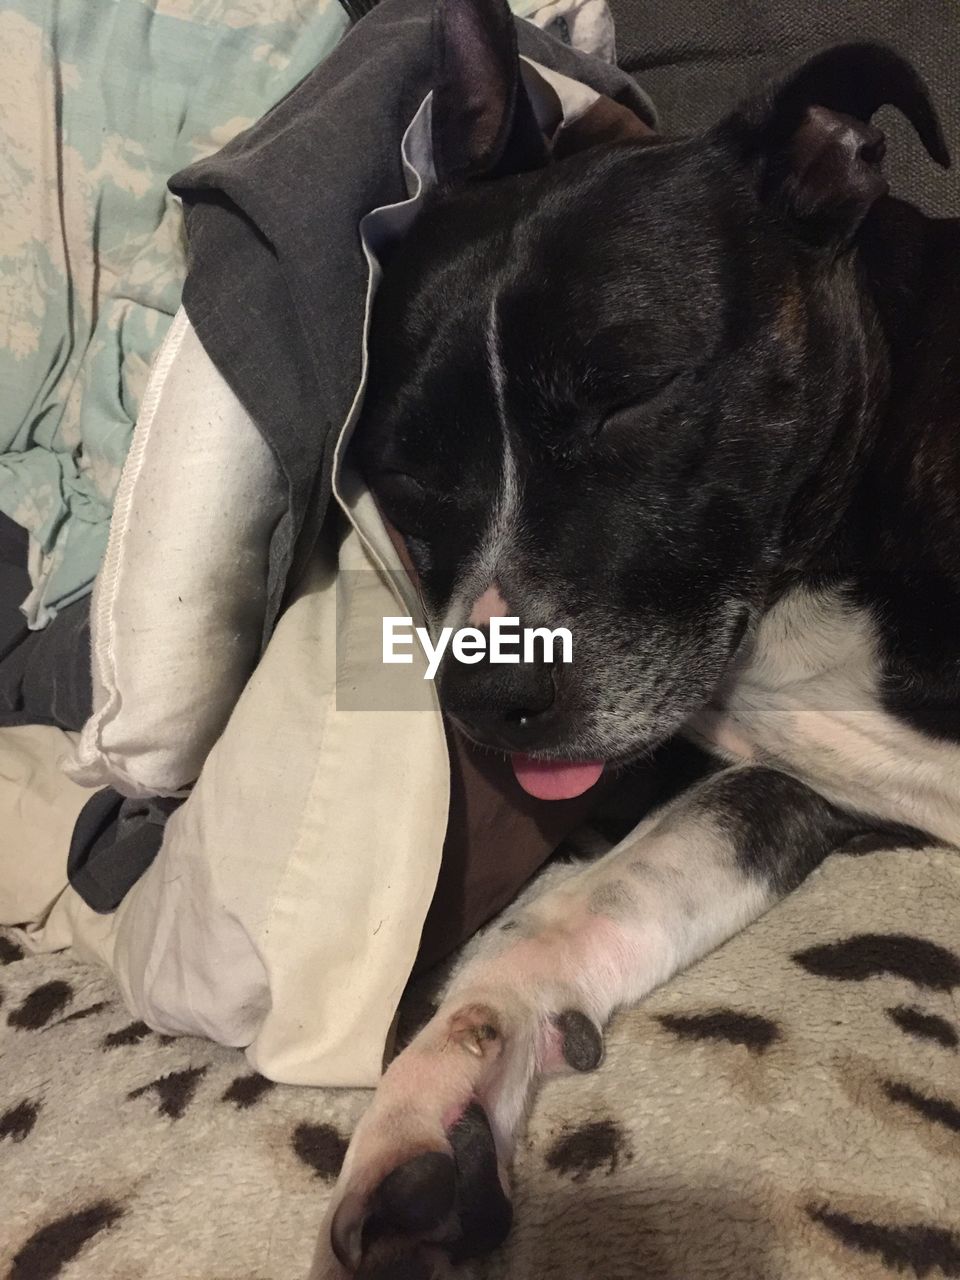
(611, 0), (960, 217)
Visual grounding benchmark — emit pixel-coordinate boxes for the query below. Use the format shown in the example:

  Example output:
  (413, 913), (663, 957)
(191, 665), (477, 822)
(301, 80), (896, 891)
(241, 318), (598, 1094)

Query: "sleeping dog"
(317, 0), (959, 1273)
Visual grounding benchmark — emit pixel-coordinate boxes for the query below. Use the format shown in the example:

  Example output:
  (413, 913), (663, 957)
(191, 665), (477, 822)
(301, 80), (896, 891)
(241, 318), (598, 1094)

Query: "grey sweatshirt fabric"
(167, 0), (655, 645)
(0, 515), (90, 731)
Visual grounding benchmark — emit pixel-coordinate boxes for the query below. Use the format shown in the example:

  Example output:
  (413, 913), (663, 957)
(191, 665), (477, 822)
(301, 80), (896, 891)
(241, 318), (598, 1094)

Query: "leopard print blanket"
(3, 847), (960, 1280)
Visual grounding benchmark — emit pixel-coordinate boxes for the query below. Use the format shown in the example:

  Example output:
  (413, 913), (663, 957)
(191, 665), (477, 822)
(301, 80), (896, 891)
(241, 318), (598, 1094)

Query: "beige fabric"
(71, 521), (442, 1087)
(0, 726), (89, 926)
(0, 507), (448, 1087)
(68, 309), (286, 799)
(111, 523), (447, 1086)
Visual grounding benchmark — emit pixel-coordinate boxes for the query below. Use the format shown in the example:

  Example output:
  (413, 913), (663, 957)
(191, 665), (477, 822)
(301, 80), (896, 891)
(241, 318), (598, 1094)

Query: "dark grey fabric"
(67, 791), (182, 913)
(168, 0), (655, 647)
(611, 0), (960, 217)
(0, 513), (91, 731)
(0, 513), (179, 912)
(0, 512), (161, 912)
(0, 514), (29, 669)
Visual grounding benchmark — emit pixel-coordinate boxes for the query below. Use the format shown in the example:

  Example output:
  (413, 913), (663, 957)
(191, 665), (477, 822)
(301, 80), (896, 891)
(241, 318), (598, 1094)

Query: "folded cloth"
(0, 513), (90, 730)
(67, 791), (183, 915)
(168, 0), (655, 648)
(525, 0), (617, 62)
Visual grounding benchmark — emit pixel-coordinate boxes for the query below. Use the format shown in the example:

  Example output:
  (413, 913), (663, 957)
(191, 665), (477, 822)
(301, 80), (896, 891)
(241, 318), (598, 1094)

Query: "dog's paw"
(332, 1103), (511, 1273)
(316, 989), (604, 1276)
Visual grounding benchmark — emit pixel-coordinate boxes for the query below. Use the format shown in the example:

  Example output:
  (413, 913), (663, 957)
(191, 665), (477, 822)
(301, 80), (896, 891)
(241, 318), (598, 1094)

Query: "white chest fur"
(688, 587), (960, 847)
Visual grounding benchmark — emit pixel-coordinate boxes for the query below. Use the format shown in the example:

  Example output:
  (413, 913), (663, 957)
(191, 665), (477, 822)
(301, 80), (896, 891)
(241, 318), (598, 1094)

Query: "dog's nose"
(439, 654), (557, 749)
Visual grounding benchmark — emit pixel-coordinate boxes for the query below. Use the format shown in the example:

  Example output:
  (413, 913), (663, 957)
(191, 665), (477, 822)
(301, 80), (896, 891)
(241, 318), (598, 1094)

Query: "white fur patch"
(690, 587), (960, 846)
(440, 297), (522, 633)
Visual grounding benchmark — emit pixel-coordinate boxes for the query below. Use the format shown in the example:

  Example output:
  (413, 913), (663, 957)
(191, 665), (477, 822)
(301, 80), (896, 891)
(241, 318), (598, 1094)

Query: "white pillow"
(39, 526), (448, 1088)
(67, 308), (286, 798)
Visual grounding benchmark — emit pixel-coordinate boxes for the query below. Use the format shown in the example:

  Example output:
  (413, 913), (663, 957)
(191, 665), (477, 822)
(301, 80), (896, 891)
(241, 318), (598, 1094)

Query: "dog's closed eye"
(370, 468), (429, 517)
(369, 468), (454, 539)
(594, 369), (687, 441)
(374, 468), (431, 499)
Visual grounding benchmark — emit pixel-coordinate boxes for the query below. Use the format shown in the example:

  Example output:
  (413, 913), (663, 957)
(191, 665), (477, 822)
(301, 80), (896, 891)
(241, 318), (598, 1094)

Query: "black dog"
(317, 1), (959, 1273)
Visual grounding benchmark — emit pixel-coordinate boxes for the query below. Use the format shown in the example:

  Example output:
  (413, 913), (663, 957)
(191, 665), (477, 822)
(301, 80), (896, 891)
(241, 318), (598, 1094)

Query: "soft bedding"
(0, 0), (348, 629)
(4, 840), (960, 1279)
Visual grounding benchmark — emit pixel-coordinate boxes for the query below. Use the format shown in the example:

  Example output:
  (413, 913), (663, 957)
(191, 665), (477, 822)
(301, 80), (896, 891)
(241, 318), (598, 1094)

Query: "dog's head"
(358, 0), (949, 797)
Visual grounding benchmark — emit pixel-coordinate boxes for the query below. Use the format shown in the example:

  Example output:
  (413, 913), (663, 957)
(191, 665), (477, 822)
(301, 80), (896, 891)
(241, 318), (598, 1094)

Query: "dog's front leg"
(314, 766), (862, 1278)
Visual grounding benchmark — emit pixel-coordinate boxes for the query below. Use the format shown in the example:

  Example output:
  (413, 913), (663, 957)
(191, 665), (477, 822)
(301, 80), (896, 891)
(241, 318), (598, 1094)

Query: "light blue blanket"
(0, 0), (348, 626)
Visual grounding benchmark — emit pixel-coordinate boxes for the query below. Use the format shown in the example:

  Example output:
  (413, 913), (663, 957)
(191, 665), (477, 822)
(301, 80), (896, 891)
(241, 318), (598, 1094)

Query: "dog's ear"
(432, 0), (549, 184)
(715, 43), (950, 247)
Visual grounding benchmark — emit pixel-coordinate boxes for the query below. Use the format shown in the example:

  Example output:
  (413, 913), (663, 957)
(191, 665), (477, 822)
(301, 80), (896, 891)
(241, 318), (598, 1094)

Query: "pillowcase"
(96, 525), (446, 1087)
(6, 532), (449, 1087)
(67, 310), (285, 797)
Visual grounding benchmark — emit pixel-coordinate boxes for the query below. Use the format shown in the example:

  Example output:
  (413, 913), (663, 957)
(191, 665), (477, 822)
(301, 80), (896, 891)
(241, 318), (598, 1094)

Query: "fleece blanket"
(4, 841), (959, 1279)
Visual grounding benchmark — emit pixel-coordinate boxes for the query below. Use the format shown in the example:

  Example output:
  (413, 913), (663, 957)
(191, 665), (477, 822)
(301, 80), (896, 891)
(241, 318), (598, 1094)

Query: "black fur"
(358, 27), (957, 776)
(698, 768), (864, 894)
(343, 8), (960, 1273)
(699, 768), (932, 893)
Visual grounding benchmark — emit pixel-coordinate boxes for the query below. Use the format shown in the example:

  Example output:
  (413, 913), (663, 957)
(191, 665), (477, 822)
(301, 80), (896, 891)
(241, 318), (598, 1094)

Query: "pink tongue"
(511, 755), (605, 801)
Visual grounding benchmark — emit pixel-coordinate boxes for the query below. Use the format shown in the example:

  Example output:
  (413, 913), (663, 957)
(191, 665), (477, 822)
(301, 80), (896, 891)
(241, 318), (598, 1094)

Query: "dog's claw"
(447, 1005), (501, 1059)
